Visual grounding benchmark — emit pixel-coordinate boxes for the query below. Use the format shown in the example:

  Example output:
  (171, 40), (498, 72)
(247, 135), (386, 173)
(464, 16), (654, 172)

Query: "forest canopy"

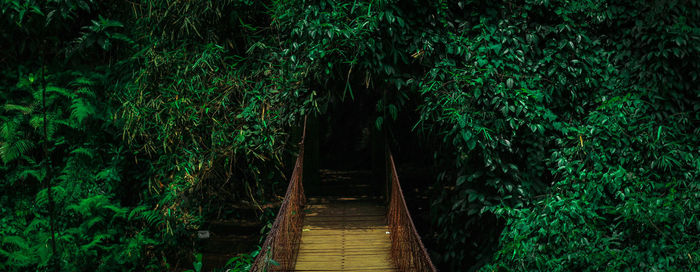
(1, 0), (698, 271)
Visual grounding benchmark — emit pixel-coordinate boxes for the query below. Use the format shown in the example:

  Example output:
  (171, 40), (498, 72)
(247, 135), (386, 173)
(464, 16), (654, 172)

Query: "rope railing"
(250, 119), (307, 272)
(387, 149), (437, 272)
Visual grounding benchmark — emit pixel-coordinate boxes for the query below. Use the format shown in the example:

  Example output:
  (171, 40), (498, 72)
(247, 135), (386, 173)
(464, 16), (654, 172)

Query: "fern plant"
(0, 67), (163, 271)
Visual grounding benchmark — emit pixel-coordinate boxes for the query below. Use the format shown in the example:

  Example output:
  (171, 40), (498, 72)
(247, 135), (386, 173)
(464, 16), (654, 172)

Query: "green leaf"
(456, 176), (466, 186)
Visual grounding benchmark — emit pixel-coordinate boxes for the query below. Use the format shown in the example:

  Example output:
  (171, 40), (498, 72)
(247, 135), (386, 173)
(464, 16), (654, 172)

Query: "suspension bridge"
(249, 121), (436, 272)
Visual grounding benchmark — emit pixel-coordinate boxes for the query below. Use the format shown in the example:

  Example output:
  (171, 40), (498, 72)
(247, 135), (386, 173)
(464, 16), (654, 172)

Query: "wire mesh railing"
(387, 149), (438, 272)
(249, 120), (306, 272)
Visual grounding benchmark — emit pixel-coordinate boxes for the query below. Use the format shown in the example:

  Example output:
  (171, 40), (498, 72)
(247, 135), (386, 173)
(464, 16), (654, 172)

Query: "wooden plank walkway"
(294, 199), (396, 271)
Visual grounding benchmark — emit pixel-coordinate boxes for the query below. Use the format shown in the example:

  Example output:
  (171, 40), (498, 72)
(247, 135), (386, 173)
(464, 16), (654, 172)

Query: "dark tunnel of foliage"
(1, 0), (698, 271)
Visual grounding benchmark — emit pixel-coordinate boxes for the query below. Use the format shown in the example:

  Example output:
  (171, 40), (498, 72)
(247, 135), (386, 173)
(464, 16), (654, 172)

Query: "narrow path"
(294, 199), (395, 271)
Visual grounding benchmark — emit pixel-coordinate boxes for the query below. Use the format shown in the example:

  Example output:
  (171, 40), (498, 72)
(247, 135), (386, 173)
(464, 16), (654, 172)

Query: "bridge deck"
(294, 199), (396, 271)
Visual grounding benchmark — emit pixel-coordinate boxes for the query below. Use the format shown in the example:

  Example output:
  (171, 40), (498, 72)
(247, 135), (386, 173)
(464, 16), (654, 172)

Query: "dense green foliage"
(412, 1), (700, 270)
(1, 1), (299, 270)
(1, 0), (698, 271)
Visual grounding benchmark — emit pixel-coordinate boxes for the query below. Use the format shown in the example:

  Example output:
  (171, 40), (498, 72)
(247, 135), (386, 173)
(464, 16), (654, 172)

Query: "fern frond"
(0, 139), (35, 164)
(2, 236), (29, 250)
(128, 206), (148, 221)
(25, 218), (49, 234)
(75, 87), (97, 98)
(104, 204), (128, 218)
(52, 185), (67, 203)
(70, 97), (95, 124)
(142, 210), (163, 226)
(63, 227), (81, 237)
(70, 147), (96, 159)
(84, 216), (104, 229)
(96, 167), (120, 182)
(81, 233), (110, 251)
(35, 185), (66, 207)
(0, 119), (20, 140)
(57, 232), (76, 244)
(17, 168), (42, 181)
(29, 113), (61, 139)
(44, 86), (72, 98)
(68, 194), (111, 215)
(72, 77), (96, 87)
(29, 115), (42, 129)
(4, 248), (35, 267)
(35, 189), (49, 207)
(3, 104), (34, 114)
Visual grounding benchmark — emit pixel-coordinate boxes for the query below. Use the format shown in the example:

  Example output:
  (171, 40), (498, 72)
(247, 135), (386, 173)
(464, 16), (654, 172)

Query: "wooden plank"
(304, 215), (385, 221)
(292, 200), (396, 271)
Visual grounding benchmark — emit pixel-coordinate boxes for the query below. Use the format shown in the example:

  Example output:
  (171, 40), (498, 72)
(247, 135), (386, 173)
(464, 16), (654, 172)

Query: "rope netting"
(250, 120), (306, 272)
(250, 121), (435, 271)
(387, 150), (438, 272)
